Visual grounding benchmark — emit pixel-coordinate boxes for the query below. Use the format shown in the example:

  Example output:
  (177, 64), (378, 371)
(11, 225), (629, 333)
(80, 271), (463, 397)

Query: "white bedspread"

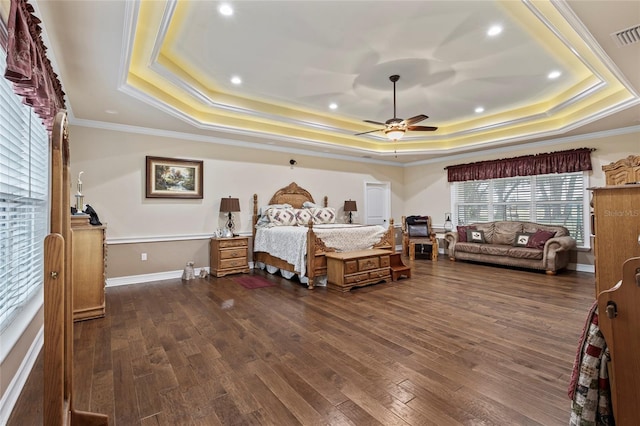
(254, 224), (387, 278)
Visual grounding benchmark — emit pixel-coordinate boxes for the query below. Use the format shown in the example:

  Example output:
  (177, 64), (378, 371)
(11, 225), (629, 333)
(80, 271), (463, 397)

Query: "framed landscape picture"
(145, 156), (203, 199)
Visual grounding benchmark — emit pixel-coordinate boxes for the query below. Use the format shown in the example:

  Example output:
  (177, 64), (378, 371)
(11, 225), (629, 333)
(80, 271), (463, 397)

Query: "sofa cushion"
(479, 244), (510, 256)
(493, 222), (523, 245)
(523, 222), (568, 237)
(457, 225), (476, 242)
(455, 242), (483, 254)
(513, 232), (534, 247)
(467, 229), (486, 243)
(508, 247), (544, 260)
(526, 229), (556, 249)
(474, 222), (495, 243)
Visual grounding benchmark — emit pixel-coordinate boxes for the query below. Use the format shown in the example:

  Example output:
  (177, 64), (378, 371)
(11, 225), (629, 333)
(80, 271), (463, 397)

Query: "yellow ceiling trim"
(127, 0), (634, 154)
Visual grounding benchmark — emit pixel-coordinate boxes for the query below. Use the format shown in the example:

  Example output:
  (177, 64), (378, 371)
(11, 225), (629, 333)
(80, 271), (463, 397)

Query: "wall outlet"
(141, 253), (147, 261)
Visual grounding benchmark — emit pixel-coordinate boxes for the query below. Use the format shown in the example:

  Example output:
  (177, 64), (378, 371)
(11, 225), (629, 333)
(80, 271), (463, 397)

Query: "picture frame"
(145, 156), (203, 199)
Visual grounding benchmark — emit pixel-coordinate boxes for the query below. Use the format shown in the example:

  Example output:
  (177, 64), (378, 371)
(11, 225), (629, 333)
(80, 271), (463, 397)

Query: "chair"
(402, 215), (438, 261)
(389, 252), (411, 280)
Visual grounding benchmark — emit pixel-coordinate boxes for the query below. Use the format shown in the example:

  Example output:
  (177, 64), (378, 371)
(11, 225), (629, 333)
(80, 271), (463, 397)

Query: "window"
(453, 172), (588, 246)
(0, 48), (50, 332)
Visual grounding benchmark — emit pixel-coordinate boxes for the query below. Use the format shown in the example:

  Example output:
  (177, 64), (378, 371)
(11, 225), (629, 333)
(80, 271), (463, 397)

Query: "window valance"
(3, 0), (65, 132)
(445, 148), (594, 182)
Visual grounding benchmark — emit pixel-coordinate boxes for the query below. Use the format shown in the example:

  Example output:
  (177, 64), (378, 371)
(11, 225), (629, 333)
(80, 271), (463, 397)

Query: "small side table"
(210, 236), (250, 277)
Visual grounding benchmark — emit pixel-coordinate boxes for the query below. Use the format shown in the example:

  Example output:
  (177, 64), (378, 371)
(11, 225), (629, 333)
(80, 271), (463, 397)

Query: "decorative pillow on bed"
(513, 232), (534, 247)
(293, 208), (313, 226)
(466, 229), (486, 243)
(259, 204), (291, 216)
(302, 201), (319, 208)
(266, 207), (296, 226)
(256, 204), (292, 227)
(310, 207), (336, 224)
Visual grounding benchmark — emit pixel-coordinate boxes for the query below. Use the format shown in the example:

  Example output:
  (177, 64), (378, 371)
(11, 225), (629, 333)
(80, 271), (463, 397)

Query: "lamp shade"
(220, 197), (240, 213)
(344, 200), (357, 212)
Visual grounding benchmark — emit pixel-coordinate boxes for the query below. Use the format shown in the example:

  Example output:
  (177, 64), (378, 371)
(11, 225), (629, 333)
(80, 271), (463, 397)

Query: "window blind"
(453, 172), (587, 246)
(0, 49), (50, 331)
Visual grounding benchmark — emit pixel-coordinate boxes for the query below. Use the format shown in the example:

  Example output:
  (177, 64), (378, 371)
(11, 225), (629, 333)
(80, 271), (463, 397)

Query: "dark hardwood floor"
(8, 256), (595, 425)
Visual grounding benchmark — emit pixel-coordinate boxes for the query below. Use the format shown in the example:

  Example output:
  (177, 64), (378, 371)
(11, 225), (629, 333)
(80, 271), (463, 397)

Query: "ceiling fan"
(355, 74), (437, 141)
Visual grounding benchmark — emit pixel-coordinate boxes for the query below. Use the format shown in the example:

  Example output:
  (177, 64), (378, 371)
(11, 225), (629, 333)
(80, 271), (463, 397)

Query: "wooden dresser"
(591, 155), (640, 297)
(210, 236), (250, 277)
(325, 249), (392, 292)
(590, 184), (640, 296)
(71, 215), (106, 321)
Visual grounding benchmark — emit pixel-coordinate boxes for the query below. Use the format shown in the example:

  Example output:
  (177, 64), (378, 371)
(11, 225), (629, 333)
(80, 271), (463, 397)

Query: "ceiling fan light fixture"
(385, 128), (405, 141)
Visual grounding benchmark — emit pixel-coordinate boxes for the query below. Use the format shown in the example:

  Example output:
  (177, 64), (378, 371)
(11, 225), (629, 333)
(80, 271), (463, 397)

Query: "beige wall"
(69, 125), (639, 278)
(68, 125), (405, 278)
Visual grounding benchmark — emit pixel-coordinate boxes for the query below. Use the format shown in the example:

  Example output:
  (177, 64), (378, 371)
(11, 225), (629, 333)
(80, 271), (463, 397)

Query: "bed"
(252, 182), (395, 288)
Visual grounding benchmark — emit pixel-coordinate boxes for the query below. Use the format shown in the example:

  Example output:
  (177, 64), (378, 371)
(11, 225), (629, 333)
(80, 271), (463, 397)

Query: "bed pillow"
(259, 203), (291, 216)
(293, 208), (313, 226)
(513, 232), (534, 247)
(466, 229), (486, 244)
(457, 225), (476, 242)
(256, 204), (293, 227)
(302, 201), (319, 208)
(310, 207), (336, 224)
(266, 207), (296, 226)
(526, 229), (556, 249)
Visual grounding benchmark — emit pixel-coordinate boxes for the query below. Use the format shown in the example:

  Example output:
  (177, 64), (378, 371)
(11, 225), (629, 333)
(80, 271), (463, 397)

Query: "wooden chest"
(325, 249), (392, 292)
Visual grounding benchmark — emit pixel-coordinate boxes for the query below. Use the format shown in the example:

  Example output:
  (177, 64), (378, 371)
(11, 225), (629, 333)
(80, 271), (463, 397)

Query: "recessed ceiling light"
(475, 106), (485, 113)
(329, 102), (338, 110)
(487, 25), (503, 37)
(218, 3), (233, 17)
(548, 70), (562, 79)
(230, 76), (242, 85)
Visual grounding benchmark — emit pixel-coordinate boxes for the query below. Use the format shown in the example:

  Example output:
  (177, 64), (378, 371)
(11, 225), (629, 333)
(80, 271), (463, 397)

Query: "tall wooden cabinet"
(71, 215), (106, 321)
(590, 184), (640, 296)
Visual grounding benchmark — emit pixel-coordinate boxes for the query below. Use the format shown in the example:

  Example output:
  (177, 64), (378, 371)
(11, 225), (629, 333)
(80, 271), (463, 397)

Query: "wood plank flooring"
(8, 256), (595, 425)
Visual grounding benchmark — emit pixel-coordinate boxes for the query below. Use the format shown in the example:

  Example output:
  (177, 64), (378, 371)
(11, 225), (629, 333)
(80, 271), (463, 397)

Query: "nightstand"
(210, 236), (250, 277)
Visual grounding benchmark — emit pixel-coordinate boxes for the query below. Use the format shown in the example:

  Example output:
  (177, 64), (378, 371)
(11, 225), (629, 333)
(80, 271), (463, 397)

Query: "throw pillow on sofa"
(514, 232), (534, 247)
(466, 229), (486, 243)
(457, 225), (476, 242)
(526, 230), (556, 249)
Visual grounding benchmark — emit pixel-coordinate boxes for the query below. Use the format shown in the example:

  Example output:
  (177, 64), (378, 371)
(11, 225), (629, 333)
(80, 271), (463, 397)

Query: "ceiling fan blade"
(404, 114), (429, 126)
(363, 119), (386, 126)
(355, 128), (383, 136)
(408, 125), (438, 131)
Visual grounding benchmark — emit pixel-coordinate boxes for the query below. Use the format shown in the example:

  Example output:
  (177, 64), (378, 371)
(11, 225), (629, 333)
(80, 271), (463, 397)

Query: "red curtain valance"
(446, 148), (594, 182)
(3, 0), (65, 132)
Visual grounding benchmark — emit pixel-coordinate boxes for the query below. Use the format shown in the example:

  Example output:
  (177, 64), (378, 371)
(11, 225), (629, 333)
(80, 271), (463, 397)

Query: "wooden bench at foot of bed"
(325, 249), (393, 292)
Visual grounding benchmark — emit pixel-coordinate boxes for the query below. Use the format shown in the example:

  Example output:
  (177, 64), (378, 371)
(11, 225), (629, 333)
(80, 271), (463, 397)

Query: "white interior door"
(364, 181), (391, 228)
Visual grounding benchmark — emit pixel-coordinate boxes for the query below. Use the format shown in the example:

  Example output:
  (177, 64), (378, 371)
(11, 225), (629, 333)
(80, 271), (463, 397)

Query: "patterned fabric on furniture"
(444, 221), (575, 274)
(402, 215), (438, 261)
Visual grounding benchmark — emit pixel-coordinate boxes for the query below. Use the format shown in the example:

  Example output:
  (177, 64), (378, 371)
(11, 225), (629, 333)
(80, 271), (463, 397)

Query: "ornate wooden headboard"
(252, 182), (328, 230)
(602, 155), (640, 185)
(269, 182), (315, 208)
(264, 182), (328, 208)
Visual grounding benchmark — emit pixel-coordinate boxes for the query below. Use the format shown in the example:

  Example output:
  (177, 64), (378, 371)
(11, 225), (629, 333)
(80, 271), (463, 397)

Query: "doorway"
(364, 181), (391, 228)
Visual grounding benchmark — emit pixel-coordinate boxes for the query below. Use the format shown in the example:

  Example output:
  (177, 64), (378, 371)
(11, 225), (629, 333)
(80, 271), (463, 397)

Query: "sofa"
(444, 221), (576, 274)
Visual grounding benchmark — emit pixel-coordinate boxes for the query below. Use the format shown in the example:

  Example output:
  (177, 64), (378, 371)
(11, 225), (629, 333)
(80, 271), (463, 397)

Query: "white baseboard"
(106, 267), (211, 287)
(572, 263), (595, 273)
(0, 326), (44, 426)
